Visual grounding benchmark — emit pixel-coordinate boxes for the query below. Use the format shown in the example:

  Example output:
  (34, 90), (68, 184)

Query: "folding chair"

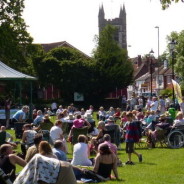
(14, 122), (27, 139)
(0, 131), (7, 145)
(104, 124), (121, 146)
(155, 129), (167, 147)
(72, 126), (88, 145)
(0, 168), (13, 184)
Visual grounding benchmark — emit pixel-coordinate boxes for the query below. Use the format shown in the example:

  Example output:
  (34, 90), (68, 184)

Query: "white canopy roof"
(0, 61), (36, 80)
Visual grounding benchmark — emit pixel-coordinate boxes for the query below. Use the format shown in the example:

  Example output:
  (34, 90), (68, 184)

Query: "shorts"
(126, 142), (134, 153)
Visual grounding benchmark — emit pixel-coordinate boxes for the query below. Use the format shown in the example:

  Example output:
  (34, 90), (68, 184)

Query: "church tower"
(98, 4), (127, 50)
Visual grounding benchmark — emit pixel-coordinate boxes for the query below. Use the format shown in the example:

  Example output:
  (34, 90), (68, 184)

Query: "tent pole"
(19, 81), (22, 106)
(29, 81), (33, 119)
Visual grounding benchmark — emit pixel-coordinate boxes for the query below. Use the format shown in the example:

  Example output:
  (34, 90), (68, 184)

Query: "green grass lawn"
(7, 114), (184, 184)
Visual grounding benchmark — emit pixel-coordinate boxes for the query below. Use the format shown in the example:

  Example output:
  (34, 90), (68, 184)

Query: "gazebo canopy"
(0, 61), (37, 80)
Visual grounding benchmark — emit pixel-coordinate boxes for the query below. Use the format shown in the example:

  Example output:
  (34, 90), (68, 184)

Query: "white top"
(71, 142), (92, 166)
(98, 110), (106, 116)
(180, 102), (184, 113)
(150, 101), (159, 111)
(50, 126), (63, 142)
(51, 102), (57, 110)
(173, 119), (184, 127)
(165, 98), (171, 108)
(138, 98), (143, 105)
(56, 108), (63, 115)
(24, 130), (37, 145)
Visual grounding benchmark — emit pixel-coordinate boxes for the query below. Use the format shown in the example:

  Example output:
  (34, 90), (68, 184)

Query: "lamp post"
(149, 49), (154, 97)
(169, 39), (176, 107)
(155, 26), (160, 94)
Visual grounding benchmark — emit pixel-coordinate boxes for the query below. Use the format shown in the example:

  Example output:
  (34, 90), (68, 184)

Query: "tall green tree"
(166, 31), (184, 87)
(93, 24), (134, 98)
(0, 0), (33, 72)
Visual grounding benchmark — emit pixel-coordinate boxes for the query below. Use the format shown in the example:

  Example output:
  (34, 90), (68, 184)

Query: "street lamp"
(155, 26), (160, 94)
(149, 49), (154, 97)
(169, 39), (176, 107)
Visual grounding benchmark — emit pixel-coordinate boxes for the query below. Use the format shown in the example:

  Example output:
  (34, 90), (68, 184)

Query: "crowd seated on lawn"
(2, 100), (184, 183)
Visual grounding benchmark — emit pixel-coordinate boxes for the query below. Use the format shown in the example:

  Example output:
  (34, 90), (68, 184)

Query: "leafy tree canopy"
(34, 46), (95, 102)
(160, 0), (184, 9)
(166, 30), (184, 86)
(0, 0), (33, 72)
(93, 24), (134, 97)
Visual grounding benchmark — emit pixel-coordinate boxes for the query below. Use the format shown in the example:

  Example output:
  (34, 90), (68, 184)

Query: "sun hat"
(69, 114), (74, 120)
(106, 116), (114, 122)
(159, 114), (166, 121)
(98, 121), (105, 128)
(164, 111), (171, 117)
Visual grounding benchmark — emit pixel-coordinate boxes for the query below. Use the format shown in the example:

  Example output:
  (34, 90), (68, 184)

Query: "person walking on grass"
(125, 112), (142, 165)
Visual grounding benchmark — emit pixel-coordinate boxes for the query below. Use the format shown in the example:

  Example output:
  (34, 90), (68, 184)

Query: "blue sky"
(23, 0), (184, 58)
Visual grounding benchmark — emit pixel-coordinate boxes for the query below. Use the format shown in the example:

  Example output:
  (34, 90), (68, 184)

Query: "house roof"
(135, 72), (150, 81)
(41, 41), (91, 59)
(164, 68), (172, 75)
(0, 61), (37, 80)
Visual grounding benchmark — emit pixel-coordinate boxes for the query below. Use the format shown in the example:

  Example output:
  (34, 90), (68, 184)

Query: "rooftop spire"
(119, 4), (126, 18)
(98, 3), (105, 17)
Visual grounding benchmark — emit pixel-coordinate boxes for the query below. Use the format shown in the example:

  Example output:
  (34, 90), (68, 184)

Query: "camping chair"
(62, 123), (69, 135)
(41, 130), (50, 142)
(71, 126), (89, 145)
(155, 129), (168, 147)
(103, 124), (121, 147)
(88, 121), (95, 134)
(14, 122), (27, 139)
(0, 168), (13, 184)
(0, 131), (7, 146)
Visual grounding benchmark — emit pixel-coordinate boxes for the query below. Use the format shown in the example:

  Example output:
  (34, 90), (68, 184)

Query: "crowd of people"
(0, 95), (184, 183)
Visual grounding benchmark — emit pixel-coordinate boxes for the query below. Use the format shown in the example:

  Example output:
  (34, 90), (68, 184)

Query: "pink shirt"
(72, 119), (84, 128)
(98, 141), (117, 154)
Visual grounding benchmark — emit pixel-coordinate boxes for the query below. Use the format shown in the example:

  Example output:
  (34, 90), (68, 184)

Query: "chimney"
(137, 55), (142, 67)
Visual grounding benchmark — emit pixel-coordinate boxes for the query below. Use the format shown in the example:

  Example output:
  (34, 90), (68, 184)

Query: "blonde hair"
(176, 111), (183, 118)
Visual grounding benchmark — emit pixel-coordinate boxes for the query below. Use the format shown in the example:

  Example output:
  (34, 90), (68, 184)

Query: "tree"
(93, 24), (134, 99)
(34, 46), (95, 102)
(0, 0), (33, 72)
(160, 0), (184, 9)
(166, 31), (184, 87)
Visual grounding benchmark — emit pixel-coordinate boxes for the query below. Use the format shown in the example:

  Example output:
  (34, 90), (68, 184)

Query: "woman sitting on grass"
(38, 141), (57, 159)
(71, 135), (92, 166)
(0, 144), (26, 182)
(93, 143), (119, 180)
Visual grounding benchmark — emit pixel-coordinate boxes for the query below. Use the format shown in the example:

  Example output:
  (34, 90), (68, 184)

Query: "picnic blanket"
(13, 154), (60, 184)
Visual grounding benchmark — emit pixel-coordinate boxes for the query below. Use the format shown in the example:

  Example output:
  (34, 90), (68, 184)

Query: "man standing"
(12, 106), (29, 126)
(4, 96), (12, 128)
(51, 102), (57, 114)
(150, 97), (159, 112)
(158, 96), (166, 114)
(121, 95), (127, 111)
